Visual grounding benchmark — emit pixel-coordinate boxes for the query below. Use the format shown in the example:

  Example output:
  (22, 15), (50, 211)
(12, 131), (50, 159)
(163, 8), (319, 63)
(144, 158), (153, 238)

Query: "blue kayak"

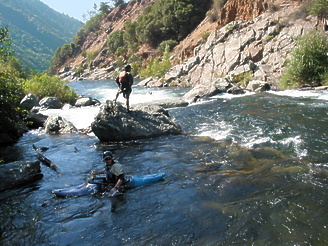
(52, 173), (165, 197)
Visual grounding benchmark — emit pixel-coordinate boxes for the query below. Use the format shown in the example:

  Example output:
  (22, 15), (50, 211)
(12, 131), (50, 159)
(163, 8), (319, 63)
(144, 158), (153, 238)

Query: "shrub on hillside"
(308, 0), (328, 18)
(134, 0), (210, 47)
(158, 40), (178, 52)
(140, 45), (172, 78)
(23, 74), (78, 104)
(107, 30), (125, 55)
(280, 29), (328, 89)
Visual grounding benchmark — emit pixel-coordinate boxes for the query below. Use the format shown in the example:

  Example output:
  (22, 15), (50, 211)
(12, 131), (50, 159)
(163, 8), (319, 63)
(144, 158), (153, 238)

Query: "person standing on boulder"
(114, 64), (133, 112)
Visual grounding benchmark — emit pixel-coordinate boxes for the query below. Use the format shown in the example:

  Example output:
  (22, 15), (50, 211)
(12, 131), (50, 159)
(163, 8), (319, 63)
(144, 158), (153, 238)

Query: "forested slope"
(0, 0), (82, 70)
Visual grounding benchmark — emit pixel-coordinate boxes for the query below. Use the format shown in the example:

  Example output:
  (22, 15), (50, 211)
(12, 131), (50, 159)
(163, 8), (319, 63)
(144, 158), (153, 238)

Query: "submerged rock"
(91, 101), (182, 141)
(0, 160), (43, 191)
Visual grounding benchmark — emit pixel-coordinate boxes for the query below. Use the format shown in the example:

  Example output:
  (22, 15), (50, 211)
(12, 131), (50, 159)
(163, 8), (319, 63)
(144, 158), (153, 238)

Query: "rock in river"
(0, 160), (43, 192)
(91, 101), (182, 142)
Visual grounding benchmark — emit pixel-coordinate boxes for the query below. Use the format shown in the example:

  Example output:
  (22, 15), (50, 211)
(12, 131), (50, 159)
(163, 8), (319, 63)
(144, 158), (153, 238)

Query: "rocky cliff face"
(173, 0), (270, 61)
(151, 0), (318, 90)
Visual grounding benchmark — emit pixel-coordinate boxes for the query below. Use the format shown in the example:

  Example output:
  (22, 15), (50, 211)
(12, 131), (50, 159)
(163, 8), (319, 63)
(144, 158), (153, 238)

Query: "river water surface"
(0, 80), (327, 245)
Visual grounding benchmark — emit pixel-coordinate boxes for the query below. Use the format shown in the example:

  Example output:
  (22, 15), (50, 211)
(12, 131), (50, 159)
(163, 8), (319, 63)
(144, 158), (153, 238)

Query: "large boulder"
(39, 97), (62, 109)
(0, 160), (43, 191)
(44, 115), (77, 134)
(246, 80), (271, 92)
(26, 112), (48, 128)
(133, 98), (189, 110)
(183, 77), (244, 102)
(74, 95), (101, 107)
(20, 93), (39, 110)
(91, 101), (182, 141)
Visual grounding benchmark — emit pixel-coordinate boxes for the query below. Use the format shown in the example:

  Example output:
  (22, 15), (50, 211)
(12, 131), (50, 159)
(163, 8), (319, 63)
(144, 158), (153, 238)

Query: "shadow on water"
(0, 91), (328, 245)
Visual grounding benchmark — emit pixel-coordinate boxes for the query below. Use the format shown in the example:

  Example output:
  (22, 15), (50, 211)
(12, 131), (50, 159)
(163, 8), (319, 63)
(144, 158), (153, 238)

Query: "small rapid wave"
(270, 89), (328, 101)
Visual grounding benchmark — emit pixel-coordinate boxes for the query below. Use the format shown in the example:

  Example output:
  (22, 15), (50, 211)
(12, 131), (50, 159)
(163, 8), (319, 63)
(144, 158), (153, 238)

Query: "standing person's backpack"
(118, 71), (129, 88)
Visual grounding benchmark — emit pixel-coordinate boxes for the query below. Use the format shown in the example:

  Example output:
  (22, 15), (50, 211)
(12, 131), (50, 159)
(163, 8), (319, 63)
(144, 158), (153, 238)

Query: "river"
(0, 80), (327, 245)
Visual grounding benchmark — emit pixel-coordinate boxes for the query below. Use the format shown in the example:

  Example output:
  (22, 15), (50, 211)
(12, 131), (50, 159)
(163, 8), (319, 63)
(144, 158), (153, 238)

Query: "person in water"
(114, 64), (133, 112)
(91, 151), (125, 194)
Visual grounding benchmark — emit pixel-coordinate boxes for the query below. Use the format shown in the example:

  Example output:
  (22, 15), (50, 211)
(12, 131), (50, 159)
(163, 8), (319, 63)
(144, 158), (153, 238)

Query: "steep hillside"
(53, 0), (211, 80)
(173, 0), (269, 61)
(161, 0), (326, 96)
(54, 0), (277, 80)
(0, 0), (82, 70)
(63, 0), (156, 73)
(55, 0), (325, 89)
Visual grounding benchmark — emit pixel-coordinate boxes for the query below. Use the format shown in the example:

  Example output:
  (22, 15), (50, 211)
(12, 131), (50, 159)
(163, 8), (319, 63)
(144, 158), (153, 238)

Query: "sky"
(40, 0), (106, 22)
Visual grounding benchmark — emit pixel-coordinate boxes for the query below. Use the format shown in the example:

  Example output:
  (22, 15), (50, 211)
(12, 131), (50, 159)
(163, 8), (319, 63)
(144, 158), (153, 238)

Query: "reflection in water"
(0, 84), (328, 245)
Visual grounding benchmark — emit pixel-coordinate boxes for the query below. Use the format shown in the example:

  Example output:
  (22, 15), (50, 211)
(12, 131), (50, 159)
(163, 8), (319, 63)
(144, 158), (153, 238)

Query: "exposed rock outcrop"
(0, 160), (43, 192)
(153, 3), (317, 93)
(91, 101), (182, 142)
(183, 77), (249, 102)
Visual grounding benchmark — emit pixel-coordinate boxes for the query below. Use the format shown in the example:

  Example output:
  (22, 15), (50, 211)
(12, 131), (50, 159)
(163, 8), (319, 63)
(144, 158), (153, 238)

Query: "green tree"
(49, 43), (73, 73)
(140, 44), (172, 78)
(99, 2), (111, 14)
(309, 0), (328, 19)
(134, 0), (210, 47)
(109, 0), (125, 8)
(280, 29), (328, 88)
(158, 40), (178, 52)
(123, 21), (139, 50)
(107, 30), (125, 55)
(0, 28), (25, 142)
(0, 27), (13, 61)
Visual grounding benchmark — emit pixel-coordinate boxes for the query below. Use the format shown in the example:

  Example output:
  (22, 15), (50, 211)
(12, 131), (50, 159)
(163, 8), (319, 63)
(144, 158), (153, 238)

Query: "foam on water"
(196, 121), (233, 140)
(211, 90), (255, 99)
(68, 80), (187, 104)
(280, 135), (308, 158)
(270, 89), (328, 101)
(41, 106), (100, 129)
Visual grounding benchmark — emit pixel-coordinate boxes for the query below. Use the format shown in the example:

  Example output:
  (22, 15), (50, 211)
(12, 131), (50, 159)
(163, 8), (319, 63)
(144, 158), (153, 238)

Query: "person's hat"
(125, 64), (132, 70)
(103, 150), (113, 160)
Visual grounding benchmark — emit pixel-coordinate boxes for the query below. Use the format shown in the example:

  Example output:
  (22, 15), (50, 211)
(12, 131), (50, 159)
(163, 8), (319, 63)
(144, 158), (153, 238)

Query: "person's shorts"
(119, 87), (132, 99)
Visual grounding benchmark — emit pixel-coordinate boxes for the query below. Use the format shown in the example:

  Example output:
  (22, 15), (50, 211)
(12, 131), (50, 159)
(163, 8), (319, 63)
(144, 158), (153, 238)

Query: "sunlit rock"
(44, 115), (77, 134)
(39, 97), (62, 109)
(74, 96), (101, 107)
(91, 101), (182, 141)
